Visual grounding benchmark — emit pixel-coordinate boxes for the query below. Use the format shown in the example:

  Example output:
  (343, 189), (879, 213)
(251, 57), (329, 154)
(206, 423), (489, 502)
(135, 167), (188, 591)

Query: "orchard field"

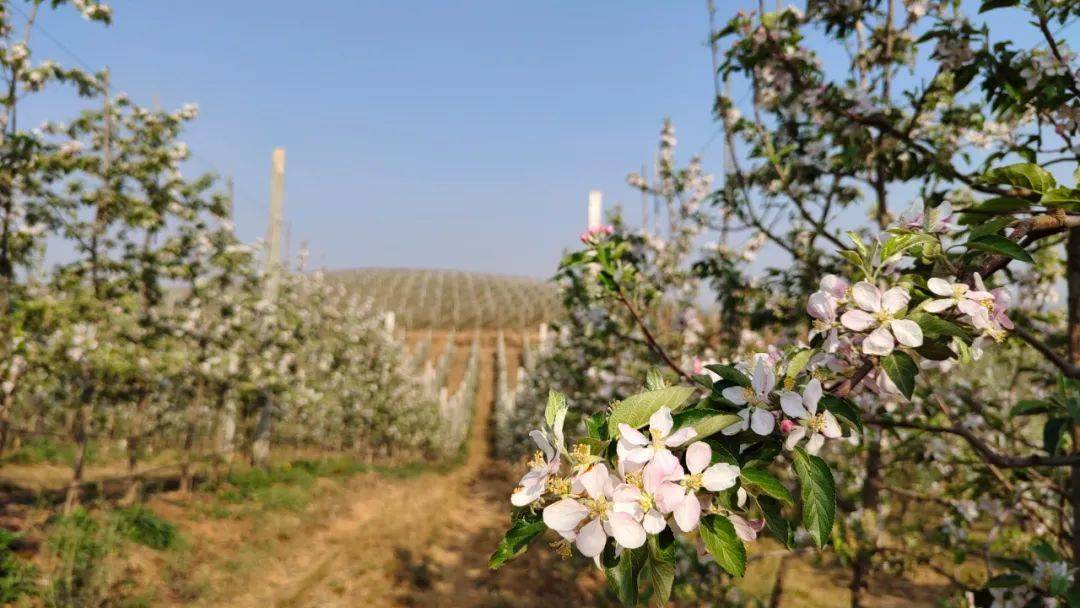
(2, 0), (1080, 607)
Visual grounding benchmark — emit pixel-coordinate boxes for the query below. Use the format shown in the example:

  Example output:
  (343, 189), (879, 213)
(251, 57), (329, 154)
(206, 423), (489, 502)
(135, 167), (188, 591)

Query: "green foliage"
(46, 508), (125, 608)
(488, 512), (546, 570)
(698, 515), (745, 577)
(111, 506), (179, 551)
(0, 529), (36, 603)
(792, 447), (835, 549)
(881, 351), (918, 399)
(607, 386), (697, 436)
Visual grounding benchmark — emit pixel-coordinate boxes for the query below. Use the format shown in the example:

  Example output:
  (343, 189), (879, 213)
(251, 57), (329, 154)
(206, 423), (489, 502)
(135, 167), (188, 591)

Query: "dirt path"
(212, 336), (592, 608)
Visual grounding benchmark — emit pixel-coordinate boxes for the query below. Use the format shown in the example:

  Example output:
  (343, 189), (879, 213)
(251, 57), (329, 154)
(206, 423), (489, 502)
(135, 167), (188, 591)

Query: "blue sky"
(29, 1), (742, 278)
(24, 1), (1069, 279)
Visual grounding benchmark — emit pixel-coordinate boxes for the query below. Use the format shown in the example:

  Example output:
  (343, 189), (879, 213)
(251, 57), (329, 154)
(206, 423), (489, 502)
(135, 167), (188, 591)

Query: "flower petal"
(821, 410), (842, 439)
(608, 511), (646, 550)
(729, 514), (762, 542)
(642, 509), (667, 535)
(779, 391), (810, 419)
(684, 441), (711, 474)
(655, 482), (686, 514)
(922, 298), (954, 313)
(880, 287), (910, 314)
(701, 463), (740, 492)
(618, 423), (649, 447)
(649, 407), (674, 438)
(530, 430), (555, 460)
(890, 318), (923, 347)
(805, 432), (825, 455)
(543, 498), (588, 532)
(807, 292), (836, 321)
(750, 408), (775, 435)
(862, 325), (895, 356)
(721, 409), (749, 435)
(576, 517), (608, 557)
(784, 426), (807, 451)
(851, 281), (881, 312)
(840, 309), (875, 332)
(664, 427), (697, 447)
(926, 277), (953, 297)
(578, 463), (609, 499)
(721, 385), (748, 405)
(673, 495), (702, 533)
(803, 378), (823, 414)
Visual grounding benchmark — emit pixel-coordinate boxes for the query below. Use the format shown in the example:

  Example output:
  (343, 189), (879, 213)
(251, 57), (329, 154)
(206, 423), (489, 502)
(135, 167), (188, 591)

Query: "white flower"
(542, 463), (646, 557)
(617, 406), (697, 465)
(807, 291), (840, 353)
(779, 379), (842, 455)
(660, 441), (741, 533)
(923, 277), (993, 314)
(721, 357), (776, 435)
(511, 430), (560, 507)
(840, 282), (923, 356)
(614, 452), (685, 535)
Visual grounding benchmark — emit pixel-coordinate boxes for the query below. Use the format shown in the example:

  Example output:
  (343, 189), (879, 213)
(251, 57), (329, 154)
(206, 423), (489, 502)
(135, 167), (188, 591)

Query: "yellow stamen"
(684, 473), (704, 492)
(550, 539), (572, 559)
(528, 450), (546, 469)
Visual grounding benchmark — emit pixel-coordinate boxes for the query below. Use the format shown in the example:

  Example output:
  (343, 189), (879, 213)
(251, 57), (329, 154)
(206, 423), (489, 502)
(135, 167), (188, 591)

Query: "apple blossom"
(617, 406), (697, 465)
(923, 277), (993, 314)
(542, 463), (647, 557)
(662, 441), (741, 533)
(511, 430), (561, 507)
(839, 281), (923, 356)
(721, 357), (777, 435)
(779, 378), (842, 455)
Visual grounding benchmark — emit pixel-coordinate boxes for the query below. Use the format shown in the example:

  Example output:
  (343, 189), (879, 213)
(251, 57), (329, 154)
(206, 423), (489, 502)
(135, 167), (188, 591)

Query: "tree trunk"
(64, 385), (95, 514)
(1066, 228), (1080, 585)
(850, 429), (882, 608)
(122, 392), (150, 504)
(250, 394), (272, 468)
(0, 389), (14, 456)
(179, 379), (205, 494)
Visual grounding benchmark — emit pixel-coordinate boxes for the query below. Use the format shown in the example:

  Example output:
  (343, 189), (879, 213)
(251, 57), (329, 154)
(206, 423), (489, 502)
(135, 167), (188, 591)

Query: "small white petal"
(780, 391), (809, 419)
(880, 287), (910, 314)
(851, 281), (881, 312)
(922, 298), (954, 313)
(576, 517), (608, 557)
(643, 509), (667, 534)
(608, 511), (646, 549)
(721, 385), (748, 405)
(784, 426), (807, 451)
(701, 463), (740, 492)
(664, 427), (697, 447)
(862, 326), (895, 356)
(803, 379), (822, 414)
(578, 463), (609, 499)
(750, 408), (775, 435)
(890, 319), (923, 347)
(840, 309), (875, 331)
(618, 424), (649, 446)
(543, 498), (588, 531)
(649, 407), (674, 438)
(926, 277), (953, 297)
(673, 495), (701, 532)
(821, 411), (843, 439)
(685, 441), (712, 474)
(806, 432), (825, 455)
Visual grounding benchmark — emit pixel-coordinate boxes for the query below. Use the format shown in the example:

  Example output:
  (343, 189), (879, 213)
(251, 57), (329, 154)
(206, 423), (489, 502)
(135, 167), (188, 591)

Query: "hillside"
(328, 268), (561, 330)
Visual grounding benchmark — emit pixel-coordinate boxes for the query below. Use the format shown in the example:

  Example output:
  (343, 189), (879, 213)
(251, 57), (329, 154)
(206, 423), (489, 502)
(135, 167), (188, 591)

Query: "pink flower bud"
(780, 419), (796, 434)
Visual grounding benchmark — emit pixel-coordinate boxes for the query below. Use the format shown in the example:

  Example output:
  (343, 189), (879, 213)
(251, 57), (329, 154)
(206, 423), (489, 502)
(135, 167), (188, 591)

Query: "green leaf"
(979, 0), (1019, 12)
(881, 351), (918, 399)
(1044, 417), (1070, 455)
(704, 364), (750, 387)
(962, 196), (1032, 215)
(586, 411), (608, 440)
(644, 529), (676, 608)
(603, 544), (646, 606)
(740, 467), (794, 506)
(1041, 188), (1080, 209)
(819, 394), (864, 433)
(793, 447), (836, 548)
(699, 514), (746, 577)
(759, 496), (794, 549)
(967, 216), (1017, 241)
(910, 312), (970, 342)
(785, 349), (814, 379)
(967, 235), (1034, 263)
(545, 390), (568, 446)
(608, 386), (697, 437)
(981, 163), (1056, 193)
(644, 368), (667, 391)
(673, 408), (743, 442)
(489, 512), (546, 569)
(1010, 399), (1051, 418)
